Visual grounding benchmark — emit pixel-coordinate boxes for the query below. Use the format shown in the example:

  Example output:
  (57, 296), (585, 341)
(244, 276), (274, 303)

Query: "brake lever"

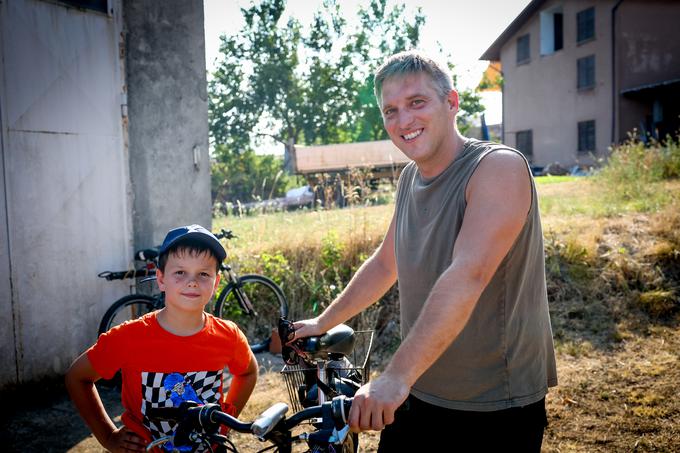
(329, 424), (350, 444)
(146, 435), (174, 451)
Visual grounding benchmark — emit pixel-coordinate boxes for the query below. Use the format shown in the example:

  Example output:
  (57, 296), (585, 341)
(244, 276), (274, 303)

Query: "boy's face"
(157, 250), (220, 315)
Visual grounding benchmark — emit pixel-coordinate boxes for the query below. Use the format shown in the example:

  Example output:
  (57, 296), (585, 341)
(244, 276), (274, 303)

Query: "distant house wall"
(500, 0), (614, 167)
(616, 0), (680, 140)
(488, 0), (680, 166)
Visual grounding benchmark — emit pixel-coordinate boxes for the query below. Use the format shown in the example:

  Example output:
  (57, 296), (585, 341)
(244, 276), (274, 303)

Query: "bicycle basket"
(280, 329), (374, 413)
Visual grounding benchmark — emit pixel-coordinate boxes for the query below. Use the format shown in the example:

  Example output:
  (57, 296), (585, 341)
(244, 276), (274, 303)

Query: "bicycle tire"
(98, 294), (159, 335)
(214, 274), (288, 353)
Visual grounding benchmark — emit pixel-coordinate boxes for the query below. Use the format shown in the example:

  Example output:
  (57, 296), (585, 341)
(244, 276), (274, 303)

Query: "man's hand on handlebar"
(290, 317), (326, 342)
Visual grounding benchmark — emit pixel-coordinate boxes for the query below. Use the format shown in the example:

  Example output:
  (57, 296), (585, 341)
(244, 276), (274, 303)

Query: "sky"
(202, 0), (533, 152)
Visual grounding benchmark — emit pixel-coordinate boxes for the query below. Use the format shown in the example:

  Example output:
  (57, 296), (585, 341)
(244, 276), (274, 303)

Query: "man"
(293, 51), (557, 451)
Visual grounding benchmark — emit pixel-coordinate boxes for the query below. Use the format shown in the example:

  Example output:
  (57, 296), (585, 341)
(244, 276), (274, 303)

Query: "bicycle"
(97, 229), (288, 353)
(277, 319), (374, 453)
(146, 395), (355, 453)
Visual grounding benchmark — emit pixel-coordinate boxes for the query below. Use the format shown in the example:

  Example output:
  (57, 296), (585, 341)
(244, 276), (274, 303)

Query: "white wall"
(0, 0), (132, 384)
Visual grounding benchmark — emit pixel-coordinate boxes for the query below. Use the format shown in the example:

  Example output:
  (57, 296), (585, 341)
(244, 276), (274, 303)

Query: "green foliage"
(597, 135), (680, 203)
(208, 0), (484, 150)
(211, 145), (301, 207)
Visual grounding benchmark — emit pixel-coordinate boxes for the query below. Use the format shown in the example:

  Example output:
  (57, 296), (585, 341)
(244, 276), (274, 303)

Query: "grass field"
(220, 174), (680, 452)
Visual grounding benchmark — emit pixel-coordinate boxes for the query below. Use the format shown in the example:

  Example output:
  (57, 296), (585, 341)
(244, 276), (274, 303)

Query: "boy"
(66, 224), (258, 452)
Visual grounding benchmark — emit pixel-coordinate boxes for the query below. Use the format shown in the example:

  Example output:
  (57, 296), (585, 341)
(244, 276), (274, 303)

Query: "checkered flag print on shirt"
(141, 370), (223, 450)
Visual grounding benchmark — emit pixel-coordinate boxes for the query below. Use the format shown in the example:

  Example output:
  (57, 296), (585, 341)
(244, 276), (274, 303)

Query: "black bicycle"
(146, 396), (354, 453)
(98, 229), (288, 353)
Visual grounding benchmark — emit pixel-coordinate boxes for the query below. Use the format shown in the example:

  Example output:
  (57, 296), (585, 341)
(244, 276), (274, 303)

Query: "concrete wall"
(124, 0), (212, 249)
(0, 0), (132, 384)
(0, 0), (213, 389)
(615, 0), (680, 140)
(501, 0), (615, 167)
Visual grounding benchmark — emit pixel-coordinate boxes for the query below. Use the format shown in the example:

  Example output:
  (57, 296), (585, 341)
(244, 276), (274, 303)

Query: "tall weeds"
(596, 134), (680, 207)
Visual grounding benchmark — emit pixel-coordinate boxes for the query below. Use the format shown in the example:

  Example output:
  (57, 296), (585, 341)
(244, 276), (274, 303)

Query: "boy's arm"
(224, 353), (258, 417)
(65, 352), (147, 452)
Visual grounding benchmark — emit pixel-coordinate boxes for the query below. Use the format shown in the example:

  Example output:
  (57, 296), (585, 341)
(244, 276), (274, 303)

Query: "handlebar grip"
(331, 396), (353, 427)
(251, 402), (289, 439)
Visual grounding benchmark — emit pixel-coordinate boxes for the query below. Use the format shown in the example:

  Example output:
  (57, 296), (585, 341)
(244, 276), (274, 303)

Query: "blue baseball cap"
(159, 224), (226, 263)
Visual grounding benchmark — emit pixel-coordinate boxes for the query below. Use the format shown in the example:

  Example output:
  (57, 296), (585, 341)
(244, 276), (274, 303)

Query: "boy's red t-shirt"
(87, 312), (252, 444)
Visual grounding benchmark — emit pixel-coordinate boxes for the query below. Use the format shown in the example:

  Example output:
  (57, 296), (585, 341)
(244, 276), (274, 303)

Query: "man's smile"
(402, 128), (423, 141)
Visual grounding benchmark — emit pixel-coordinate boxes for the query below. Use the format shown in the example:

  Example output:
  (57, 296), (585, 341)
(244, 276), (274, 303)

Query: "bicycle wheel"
(214, 274), (288, 353)
(98, 294), (159, 335)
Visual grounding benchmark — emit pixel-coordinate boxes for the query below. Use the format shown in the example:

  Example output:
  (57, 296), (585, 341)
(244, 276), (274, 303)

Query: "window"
(577, 7), (595, 43)
(540, 7), (563, 55)
(577, 55), (595, 90)
(517, 34), (530, 65)
(578, 121), (596, 153)
(516, 130), (534, 161)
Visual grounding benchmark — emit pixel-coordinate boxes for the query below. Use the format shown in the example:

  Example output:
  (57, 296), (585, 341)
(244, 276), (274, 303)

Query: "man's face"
(157, 250), (220, 315)
(380, 72), (458, 166)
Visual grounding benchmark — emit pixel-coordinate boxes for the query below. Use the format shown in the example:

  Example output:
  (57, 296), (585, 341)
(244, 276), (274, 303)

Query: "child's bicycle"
(277, 319), (374, 453)
(146, 395), (354, 453)
(97, 229), (288, 353)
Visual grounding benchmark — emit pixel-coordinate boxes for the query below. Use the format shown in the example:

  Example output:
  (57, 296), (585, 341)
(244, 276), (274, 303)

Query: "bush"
(598, 134), (680, 187)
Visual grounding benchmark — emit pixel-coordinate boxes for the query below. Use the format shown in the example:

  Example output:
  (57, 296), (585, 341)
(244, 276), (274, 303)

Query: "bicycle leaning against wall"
(97, 229), (288, 353)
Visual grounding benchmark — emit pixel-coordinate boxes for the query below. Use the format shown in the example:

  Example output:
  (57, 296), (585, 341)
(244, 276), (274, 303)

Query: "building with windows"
(481, 0), (680, 168)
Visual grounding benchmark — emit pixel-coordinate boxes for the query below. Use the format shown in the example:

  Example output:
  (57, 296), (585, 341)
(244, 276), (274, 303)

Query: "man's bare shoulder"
(466, 147), (531, 210)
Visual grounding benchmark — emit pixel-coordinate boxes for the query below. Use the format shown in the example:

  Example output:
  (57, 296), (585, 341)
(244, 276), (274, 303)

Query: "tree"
(211, 146), (300, 207)
(208, 0), (484, 204)
(209, 0), (428, 152)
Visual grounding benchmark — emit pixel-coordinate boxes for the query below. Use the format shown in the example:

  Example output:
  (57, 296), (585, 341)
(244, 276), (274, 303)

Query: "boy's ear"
(213, 273), (221, 293)
(156, 268), (166, 292)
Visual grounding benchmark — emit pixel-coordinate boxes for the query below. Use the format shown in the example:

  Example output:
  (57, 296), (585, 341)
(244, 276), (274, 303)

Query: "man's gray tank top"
(394, 138), (558, 411)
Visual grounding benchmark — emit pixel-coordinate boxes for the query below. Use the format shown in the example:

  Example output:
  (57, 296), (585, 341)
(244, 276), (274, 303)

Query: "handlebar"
(146, 396), (353, 450)
(97, 268), (157, 281)
(213, 228), (236, 241)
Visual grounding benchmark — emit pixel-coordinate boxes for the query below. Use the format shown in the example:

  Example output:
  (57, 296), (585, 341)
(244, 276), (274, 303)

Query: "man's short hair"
(373, 50), (454, 105)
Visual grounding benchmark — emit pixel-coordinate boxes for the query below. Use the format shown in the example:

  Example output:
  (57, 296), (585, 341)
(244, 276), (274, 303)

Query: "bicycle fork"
(225, 265), (259, 316)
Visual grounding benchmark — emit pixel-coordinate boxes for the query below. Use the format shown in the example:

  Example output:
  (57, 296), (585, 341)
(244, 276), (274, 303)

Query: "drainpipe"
(611, 0), (624, 144)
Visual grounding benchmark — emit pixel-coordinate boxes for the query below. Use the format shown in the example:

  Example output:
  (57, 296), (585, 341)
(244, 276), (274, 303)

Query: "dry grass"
(227, 177), (680, 452)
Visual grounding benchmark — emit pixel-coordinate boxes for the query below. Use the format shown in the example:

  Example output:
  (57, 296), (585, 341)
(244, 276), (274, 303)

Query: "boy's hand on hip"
(104, 427), (147, 452)
(348, 373), (409, 432)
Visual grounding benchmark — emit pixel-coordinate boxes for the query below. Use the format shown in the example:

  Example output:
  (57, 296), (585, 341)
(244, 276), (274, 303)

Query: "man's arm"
(65, 352), (147, 452)
(224, 353), (258, 417)
(348, 150), (533, 432)
(292, 214), (398, 337)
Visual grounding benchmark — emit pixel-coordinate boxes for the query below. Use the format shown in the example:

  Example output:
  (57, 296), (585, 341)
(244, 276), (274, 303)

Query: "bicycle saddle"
(302, 324), (356, 360)
(134, 248), (159, 261)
